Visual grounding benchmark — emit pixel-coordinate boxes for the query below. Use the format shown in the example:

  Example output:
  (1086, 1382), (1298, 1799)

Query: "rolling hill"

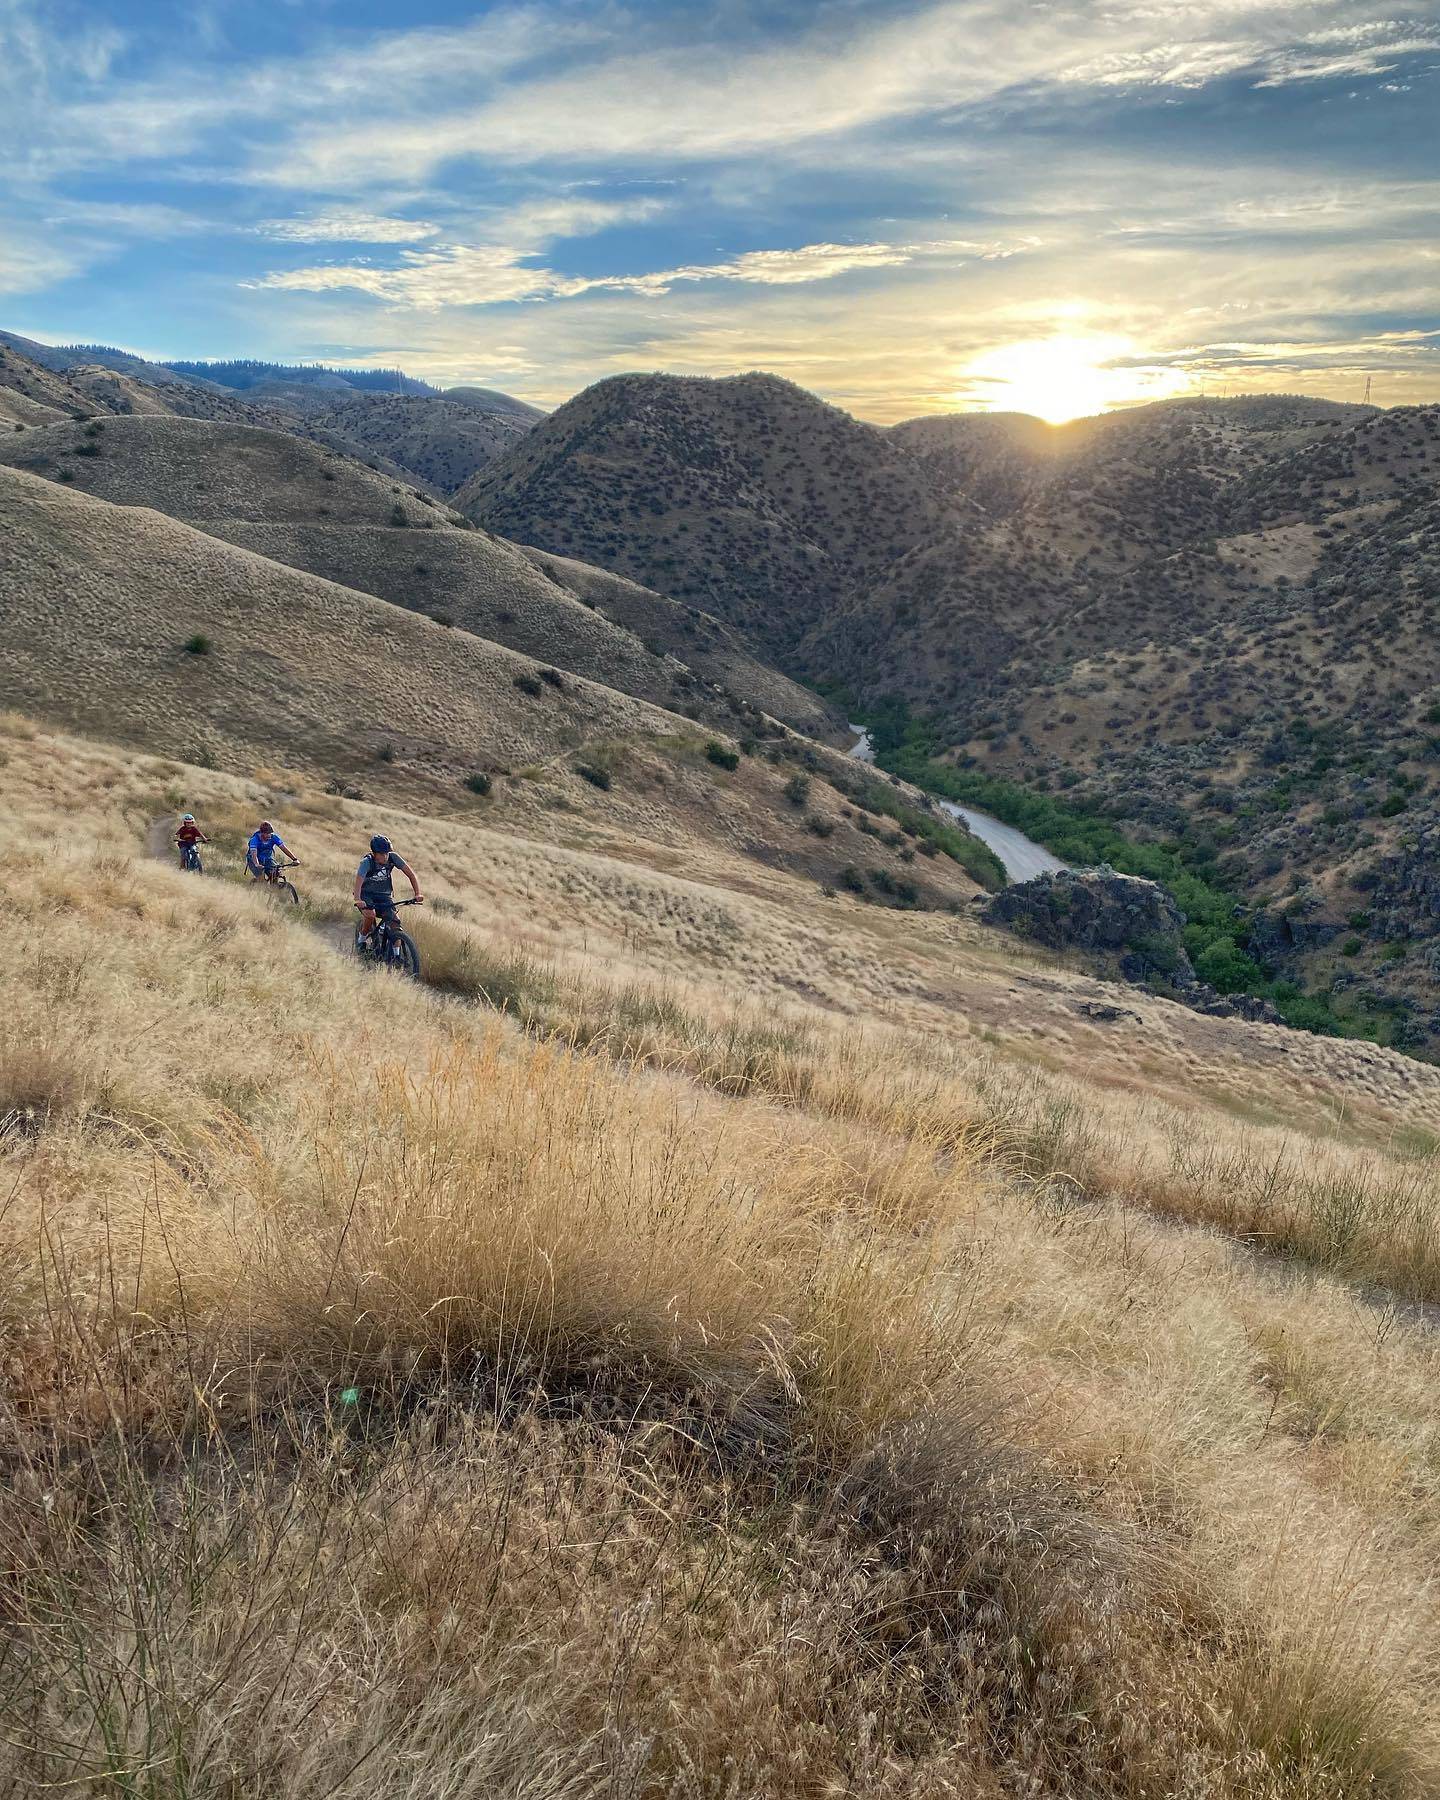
(0, 405), (836, 739)
(0, 460), (982, 906)
(287, 389), (544, 492)
(458, 371), (964, 657)
(1, 331), (543, 493)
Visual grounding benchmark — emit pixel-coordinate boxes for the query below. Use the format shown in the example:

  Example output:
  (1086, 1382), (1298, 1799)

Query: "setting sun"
(956, 334), (1198, 423)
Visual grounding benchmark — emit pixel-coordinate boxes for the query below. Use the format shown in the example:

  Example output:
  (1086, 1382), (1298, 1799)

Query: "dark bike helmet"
(370, 835), (391, 854)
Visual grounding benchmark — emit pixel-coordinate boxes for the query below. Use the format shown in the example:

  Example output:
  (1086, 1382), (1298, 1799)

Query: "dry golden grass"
(4, 715), (1440, 1795)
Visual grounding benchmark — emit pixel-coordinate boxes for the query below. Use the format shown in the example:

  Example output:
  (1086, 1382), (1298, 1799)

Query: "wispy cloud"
(249, 4), (1440, 188)
(0, 217), (88, 295)
(251, 233), (1012, 309)
(256, 213), (441, 244)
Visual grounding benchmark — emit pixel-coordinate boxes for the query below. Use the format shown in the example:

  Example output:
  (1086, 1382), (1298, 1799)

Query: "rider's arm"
(352, 867), (366, 907)
(397, 856), (424, 901)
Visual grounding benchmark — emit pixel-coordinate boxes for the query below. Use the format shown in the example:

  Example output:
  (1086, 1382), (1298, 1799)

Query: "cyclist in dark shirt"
(175, 814), (209, 864)
(353, 834), (424, 947)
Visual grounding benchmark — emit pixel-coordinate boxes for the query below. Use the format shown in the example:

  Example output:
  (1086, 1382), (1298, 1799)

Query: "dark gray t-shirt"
(357, 852), (410, 902)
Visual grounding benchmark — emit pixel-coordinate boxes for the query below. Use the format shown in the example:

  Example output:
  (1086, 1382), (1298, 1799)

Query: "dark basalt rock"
(982, 865), (1188, 959)
(984, 866), (1284, 1025)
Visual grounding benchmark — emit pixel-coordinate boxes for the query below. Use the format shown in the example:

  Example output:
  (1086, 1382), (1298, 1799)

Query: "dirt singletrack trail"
(144, 812), (355, 951)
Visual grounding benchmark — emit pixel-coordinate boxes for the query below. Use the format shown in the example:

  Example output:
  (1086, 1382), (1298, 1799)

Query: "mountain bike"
(178, 842), (204, 874)
(253, 859), (301, 905)
(353, 898), (422, 978)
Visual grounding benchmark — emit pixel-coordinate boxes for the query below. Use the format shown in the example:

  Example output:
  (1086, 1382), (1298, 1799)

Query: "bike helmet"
(370, 835), (391, 854)
(181, 813), (195, 823)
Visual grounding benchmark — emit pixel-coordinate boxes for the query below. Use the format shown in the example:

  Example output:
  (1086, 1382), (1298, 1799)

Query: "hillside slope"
(0, 412), (834, 737)
(0, 462), (669, 778)
(936, 404), (1440, 1043)
(0, 465), (975, 906)
(6, 712), (1440, 1794)
(0, 331), (534, 491)
(300, 390), (544, 492)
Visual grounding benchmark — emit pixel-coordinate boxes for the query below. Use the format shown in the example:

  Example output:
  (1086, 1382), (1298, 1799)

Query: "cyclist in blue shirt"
(246, 820), (295, 881)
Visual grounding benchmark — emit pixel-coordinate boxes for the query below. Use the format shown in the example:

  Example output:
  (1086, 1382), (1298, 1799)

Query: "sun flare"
(957, 333), (1197, 424)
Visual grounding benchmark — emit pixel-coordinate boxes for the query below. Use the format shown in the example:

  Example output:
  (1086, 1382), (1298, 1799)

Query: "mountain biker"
(353, 835), (424, 948)
(175, 814), (209, 862)
(246, 820), (295, 882)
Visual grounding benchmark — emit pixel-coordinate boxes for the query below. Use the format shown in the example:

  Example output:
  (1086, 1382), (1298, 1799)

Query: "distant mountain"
(167, 358), (440, 396)
(1, 330), (543, 492)
(0, 328), (212, 390)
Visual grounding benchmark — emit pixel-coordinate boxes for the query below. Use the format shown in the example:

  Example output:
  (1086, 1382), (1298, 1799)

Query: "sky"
(1, 0), (1438, 421)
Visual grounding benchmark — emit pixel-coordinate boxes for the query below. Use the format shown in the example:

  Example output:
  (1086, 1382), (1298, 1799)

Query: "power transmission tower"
(1362, 375), (1373, 405)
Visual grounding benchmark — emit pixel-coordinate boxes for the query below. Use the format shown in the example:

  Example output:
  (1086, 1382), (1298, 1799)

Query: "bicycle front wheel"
(276, 880), (300, 906)
(390, 931), (421, 979)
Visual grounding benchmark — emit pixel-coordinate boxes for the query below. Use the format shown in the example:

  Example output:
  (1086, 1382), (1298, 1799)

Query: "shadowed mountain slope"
(297, 390), (545, 493)
(459, 371), (964, 657)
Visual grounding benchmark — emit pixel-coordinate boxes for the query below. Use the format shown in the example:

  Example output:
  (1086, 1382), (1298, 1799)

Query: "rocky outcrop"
(982, 866), (1186, 958)
(982, 867), (1282, 1024)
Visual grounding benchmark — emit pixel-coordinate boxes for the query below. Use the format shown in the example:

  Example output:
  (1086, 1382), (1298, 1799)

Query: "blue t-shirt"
(248, 830), (286, 866)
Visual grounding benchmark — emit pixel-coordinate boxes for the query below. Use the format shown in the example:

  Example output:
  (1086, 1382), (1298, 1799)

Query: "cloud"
(20, 4), (596, 173)
(251, 207), (1439, 419)
(250, 233), (1008, 310)
(257, 212), (440, 243)
(1251, 37), (1437, 86)
(0, 218), (88, 294)
(494, 194), (671, 248)
(251, 4), (1440, 188)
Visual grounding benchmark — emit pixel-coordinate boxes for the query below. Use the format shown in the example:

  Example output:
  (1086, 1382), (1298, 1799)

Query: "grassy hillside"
(0, 463), (982, 908)
(0, 408), (834, 739)
(0, 412), (457, 525)
(5, 712), (1440, 1794)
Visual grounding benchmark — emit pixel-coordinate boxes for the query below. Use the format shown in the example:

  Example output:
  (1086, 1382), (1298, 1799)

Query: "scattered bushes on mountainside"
(863, 697), (1391, 1041)
(705, 740), (740, 770)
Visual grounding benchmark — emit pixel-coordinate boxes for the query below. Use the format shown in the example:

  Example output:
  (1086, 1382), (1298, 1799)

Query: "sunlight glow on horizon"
(954, 334), (1199, 424)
